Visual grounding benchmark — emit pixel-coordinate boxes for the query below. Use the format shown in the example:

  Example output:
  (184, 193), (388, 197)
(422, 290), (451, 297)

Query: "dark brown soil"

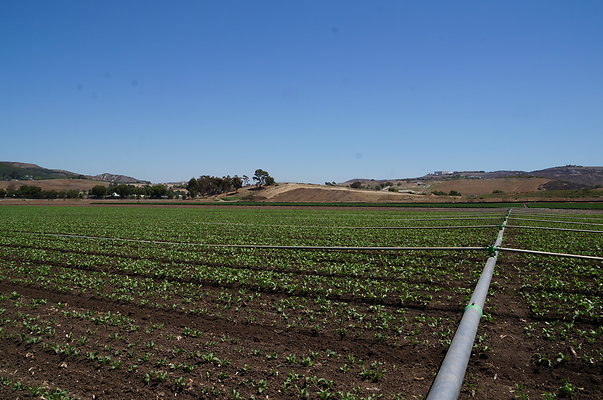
(0, 280), (442, 399)
(2, 255), (600, 400)
(0, 207), (601, 399)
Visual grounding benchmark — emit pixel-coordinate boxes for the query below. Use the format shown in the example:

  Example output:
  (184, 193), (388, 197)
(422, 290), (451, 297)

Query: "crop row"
(0, 205), (601, 399)
(0, 288), (456, 399)
(0, 206), (502, 247)
(0, 250), (470, 347)
(498, 221), (602, 382)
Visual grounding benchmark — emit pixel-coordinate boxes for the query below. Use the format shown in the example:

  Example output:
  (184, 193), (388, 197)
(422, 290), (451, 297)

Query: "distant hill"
(529, 166), (603, 187)
(0, 161), (149, 184)
(0, 161), (83, 180)
(90, 173), (150, 184)
(436, 166), (602, 187)
(343, 165), (603, 188)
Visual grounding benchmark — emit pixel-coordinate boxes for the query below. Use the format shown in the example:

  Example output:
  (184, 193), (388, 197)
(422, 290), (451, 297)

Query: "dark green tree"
(148, 184), (168, 198)
(187, 178), (199, 197)
(112, 184), (134, 198)
(89, 185), (108, 198)
(187, 174), (245, 197)
(253, 169), (274, 188)
(16, 185), (42, 198)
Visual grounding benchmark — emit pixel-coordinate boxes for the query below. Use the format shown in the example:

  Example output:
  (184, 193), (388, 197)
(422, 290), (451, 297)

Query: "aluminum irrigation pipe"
(24, 231), (601, 260)
(281, 214), (506, 223)
(202, 244), (486, 251)
(386, 216), (505, 221)
(192, 222), (500, 230)
(350, 225), (499, 230)
(497, 247), (603, 261)
(189, 222), (499, 230)
(508, 218), (603, 226)
(510, 208), (557, 213)
(510, 212), (603, 219)
(426, 209), (510, 400)
(506, 225), (603, 233)
(302, 211), (507, 219)
(514, 211), (603, 219)
(22, 231), (487, 252)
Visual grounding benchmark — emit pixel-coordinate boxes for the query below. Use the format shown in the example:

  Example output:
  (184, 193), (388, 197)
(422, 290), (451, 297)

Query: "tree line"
(0, 183), (181, 199)
(186, 169), (274, 197)
(0, 185), (82, 199)
(186, 175), (243, 197)
(0, 169), (275, 199)
(89, 184), (178, 199)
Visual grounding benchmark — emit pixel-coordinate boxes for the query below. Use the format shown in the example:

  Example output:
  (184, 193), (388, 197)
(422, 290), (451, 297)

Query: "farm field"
(0, 205), (601, 400)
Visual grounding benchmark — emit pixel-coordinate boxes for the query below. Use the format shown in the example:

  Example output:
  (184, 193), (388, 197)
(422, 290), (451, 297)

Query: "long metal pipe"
(508, 217), (603, 226)
(189, 222), (500, 230)
(426, 209), (510, 400)
(498, 247), (603, 261)
(351, 225), (498, 230)
(208, 223), (500, 230)
(506, 225), (603, 233)
(19, 230), (602, 259)
(388, 216), (504, 221)
(510, 212), (603, 219)
(175, 221), (500, 229)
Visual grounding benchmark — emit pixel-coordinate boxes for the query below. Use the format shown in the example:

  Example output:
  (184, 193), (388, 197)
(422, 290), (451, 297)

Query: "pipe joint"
(485, 245), (498, 257)
(464, 303), (483, 317)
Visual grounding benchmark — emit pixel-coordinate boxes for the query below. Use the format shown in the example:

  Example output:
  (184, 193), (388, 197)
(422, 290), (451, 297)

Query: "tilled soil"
(0, 206), (601, 400)
(0, 281), (442, 399)
(1, 255), (601, 400)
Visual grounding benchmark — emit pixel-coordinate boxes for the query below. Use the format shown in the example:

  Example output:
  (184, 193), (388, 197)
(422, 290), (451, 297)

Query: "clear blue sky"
(1, 1), (602, 183)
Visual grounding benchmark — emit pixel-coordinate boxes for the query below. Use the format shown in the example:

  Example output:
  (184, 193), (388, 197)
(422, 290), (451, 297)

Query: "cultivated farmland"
(0, 206), (601, 399)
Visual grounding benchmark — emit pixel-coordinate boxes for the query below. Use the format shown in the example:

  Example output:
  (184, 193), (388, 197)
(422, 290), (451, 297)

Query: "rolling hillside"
(0, 162), (82, 180)
(0, 161), (149, 184)
(344, 166), (603, 192)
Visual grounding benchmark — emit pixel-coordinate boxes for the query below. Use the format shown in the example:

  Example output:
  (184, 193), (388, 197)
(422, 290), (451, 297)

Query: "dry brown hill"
(529, 166), (603, 186)
(91, 173), (150, 184)
(429, 178), (550, 196)
(234, 183), (434, 202)
(229, 179), (602, 203)
(0, 179), (109, 192)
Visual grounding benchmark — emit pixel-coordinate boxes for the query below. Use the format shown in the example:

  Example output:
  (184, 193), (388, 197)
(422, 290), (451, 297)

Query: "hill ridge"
(343, 165), (603, 187)
(0, 161), (148, 184)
